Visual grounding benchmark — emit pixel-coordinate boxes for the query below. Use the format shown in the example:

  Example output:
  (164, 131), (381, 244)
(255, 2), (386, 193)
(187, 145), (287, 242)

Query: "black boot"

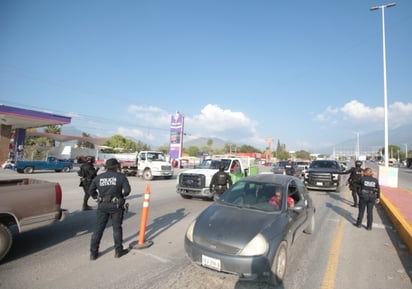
(115, 249), (129, 258)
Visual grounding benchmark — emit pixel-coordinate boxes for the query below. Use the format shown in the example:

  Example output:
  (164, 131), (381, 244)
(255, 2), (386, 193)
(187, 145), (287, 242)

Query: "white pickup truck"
(176, 156), (259, 200)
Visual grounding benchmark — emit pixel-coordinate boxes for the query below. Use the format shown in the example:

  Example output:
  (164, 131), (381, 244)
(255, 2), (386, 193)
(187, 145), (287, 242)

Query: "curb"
(380, 192), (412, 254)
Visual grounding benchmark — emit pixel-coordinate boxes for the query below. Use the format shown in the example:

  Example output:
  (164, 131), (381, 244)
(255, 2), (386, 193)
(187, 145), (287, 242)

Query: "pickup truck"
(176, 156), (259, 200)
(16, 156), (73, 174)
(0, 178), (66, 261)
(303, 159), (345, 191)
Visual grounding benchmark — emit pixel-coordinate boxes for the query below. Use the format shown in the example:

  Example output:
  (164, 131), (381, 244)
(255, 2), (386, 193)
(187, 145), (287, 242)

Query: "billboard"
(169, 112), (184, 160)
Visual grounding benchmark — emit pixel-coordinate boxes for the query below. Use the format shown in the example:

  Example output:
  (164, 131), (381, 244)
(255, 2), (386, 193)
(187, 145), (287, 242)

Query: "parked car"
(270, 161), (300, 177)
(184, 174), (316, 286)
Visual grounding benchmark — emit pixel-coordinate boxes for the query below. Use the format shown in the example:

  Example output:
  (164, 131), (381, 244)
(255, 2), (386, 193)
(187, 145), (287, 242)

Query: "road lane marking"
(321, 189), (348, 289)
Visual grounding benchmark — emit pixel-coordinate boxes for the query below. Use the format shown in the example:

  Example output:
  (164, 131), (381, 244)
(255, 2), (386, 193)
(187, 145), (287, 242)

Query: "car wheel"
(0, 224), (13, 262)
(269, 241), (287, 286)
(304, 213), (315, 234)
(142, 169), (153, 180)
(23, 166), (34, 174)
(62, 167), (70, 173)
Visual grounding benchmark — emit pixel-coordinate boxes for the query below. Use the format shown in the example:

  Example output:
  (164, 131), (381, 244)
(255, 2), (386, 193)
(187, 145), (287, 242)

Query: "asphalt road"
(0, 166), (411, 289)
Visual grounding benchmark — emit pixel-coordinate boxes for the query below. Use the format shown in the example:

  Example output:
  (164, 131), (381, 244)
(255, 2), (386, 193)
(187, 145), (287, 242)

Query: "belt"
(98, 196), (123, 203)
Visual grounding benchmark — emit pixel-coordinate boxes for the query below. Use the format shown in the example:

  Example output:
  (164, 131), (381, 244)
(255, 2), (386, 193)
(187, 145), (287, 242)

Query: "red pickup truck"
(0, 178), (66, 261)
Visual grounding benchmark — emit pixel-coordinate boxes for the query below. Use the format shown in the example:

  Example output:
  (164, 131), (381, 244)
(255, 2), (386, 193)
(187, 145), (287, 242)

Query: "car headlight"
(239, 233), (268, 256)
(332, 174), (339, 181)
(186, 220), (196, 242)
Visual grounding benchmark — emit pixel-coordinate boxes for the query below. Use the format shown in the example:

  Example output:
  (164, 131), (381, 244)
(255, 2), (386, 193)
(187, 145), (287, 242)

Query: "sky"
(1, 0), (411, 154)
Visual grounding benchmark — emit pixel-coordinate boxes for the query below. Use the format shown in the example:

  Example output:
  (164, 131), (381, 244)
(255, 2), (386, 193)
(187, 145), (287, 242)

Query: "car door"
(287, 180), (308, 242)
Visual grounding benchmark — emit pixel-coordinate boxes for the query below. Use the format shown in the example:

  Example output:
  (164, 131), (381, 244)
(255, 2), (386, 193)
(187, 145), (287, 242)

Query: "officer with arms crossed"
(78, 156), (99, 211)
(354, 167), (380, 231)
(210, 165), (233, 200)
(88, 158), (131, 260)
(340, 160), (363, 207)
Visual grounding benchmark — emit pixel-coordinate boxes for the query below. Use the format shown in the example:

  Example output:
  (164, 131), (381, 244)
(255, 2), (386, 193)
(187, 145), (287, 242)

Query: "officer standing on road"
(88, 158), (131, 260)
(210, 165), (233, 200)
(341, 160), (363, 207)
(284, 159), (296, 176)
(354, 167), (380, 231)
(78, 156), (99, 211)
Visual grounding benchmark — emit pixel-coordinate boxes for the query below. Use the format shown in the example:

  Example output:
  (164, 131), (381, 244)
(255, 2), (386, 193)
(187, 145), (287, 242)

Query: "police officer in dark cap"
(340, 160), (363, 207)
(210, 164), (233, 200)
(88, 158), (131, 260)
(78, 156), (99, 211)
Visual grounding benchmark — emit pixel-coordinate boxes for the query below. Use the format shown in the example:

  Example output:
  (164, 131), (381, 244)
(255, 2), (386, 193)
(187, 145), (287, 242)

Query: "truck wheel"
(0, 224), (12, 262)
(23, 166), (34, 174)
(62, 167), (70, 173)
(142, 169), (153, 180)
(180, 194), (192, 199)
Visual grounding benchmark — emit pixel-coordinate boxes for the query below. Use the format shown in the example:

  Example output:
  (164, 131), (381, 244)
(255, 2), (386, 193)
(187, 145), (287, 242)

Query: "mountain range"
(62, 123), (412, 154)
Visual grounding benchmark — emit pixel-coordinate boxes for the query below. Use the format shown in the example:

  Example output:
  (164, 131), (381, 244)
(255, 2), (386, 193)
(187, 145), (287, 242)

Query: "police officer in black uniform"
(341, 160), (363, 207)
(210, 165), (233, 200)
(284, 160), (296, 176)
(88, 158), (131, 260)
(354, 167), (380, 231)
(78, 156), (99, 211)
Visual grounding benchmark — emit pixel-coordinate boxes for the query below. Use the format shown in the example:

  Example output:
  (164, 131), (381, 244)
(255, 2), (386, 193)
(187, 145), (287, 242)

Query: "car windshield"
(310, 160), (338, 169)
(219, 180), (284, 212)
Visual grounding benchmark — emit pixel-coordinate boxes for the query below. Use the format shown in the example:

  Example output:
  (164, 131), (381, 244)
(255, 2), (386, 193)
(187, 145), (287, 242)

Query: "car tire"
(0, 223), (13, 262)
(269, 241), (287, 286)
(142, 169), (153, 180)
(304, 213), (315, 234)
(62, 167), (70, 173)
(23, 166), (34, 174)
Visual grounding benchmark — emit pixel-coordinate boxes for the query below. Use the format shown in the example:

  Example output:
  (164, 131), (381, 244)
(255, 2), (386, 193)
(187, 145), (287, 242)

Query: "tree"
(77, 132), (95, 149)
(44, 125), (62, 147)
(295, 150), (311, 160)
(103, 135), (150, 152)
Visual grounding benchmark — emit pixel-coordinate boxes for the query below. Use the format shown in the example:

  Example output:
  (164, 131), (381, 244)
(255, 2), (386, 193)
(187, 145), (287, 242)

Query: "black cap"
(105, 158), (120, 169)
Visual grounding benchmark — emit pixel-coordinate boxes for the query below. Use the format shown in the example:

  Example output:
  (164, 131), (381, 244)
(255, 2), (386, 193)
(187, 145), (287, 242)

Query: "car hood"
(193, 203), (282, 252)
(307, 168), (340, 173)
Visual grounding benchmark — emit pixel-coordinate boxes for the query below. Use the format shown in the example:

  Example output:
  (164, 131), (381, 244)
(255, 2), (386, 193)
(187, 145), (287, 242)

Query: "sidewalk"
(380, 185), (412, 254)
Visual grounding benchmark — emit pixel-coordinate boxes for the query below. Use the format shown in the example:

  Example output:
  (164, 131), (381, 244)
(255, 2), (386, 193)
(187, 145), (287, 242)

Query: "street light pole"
(370, 2), (396, 168)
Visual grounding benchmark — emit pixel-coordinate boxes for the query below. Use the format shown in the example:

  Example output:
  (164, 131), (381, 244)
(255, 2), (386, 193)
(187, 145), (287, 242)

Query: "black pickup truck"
(303, 160), (344, 191)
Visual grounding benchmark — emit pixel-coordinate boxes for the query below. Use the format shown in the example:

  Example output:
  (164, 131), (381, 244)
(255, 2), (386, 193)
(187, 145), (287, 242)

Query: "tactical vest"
(217, 172), (227, 185)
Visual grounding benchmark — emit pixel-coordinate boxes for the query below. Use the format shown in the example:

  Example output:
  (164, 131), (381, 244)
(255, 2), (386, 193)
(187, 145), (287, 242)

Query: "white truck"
(121, 151), (173, 180)
(176, 156), (259, 200)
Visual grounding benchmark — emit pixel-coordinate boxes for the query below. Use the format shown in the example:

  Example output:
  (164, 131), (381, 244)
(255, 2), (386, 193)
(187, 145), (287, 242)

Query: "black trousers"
(350, 184), (360, 206)
(90, 204), (124, 254)
(356, 194), (376, 229)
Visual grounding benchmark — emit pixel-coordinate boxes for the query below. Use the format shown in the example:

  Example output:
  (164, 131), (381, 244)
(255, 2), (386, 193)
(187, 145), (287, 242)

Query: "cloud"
(316, 100), (412, 129)
(119, 103), (265, 148)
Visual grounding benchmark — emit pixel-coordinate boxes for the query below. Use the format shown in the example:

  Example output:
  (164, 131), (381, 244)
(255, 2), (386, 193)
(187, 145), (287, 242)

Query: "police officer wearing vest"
(78, 156), (99, 211)
(88, 158), (131, 260)
(210, 165), (233, 200)
(354, 167), (380, 231)
(341, 160), (363, 207)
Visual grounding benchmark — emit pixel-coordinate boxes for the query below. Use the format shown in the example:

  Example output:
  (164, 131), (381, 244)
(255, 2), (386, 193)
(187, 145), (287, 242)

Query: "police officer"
(341, 160), (363, 207)
(210, 165), (233, 200)
(354, 167), (380, 231)
(88, 158), (131, 260)
(78, 156), (99, 211)
(284, 160), (296, 176)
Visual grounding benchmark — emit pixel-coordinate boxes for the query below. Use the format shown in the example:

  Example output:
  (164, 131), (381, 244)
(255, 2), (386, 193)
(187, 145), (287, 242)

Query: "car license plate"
(202, 254), (221, 271)
(316, 182), (323, 186)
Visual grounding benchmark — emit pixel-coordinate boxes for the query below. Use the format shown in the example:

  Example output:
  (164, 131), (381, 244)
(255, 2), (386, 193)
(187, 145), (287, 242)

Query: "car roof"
(242, 173), (299, 186)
